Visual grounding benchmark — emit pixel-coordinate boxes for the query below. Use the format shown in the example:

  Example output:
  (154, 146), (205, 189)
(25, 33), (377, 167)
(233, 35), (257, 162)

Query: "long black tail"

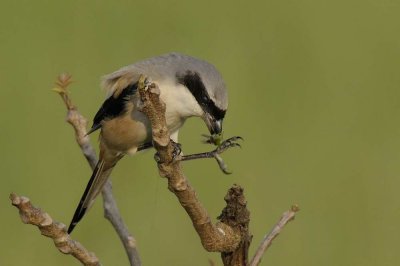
(68, 158), (113, 234)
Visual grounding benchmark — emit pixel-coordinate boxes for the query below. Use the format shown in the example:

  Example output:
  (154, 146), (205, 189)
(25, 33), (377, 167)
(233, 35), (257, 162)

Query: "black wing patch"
(88, 82), (138, 134)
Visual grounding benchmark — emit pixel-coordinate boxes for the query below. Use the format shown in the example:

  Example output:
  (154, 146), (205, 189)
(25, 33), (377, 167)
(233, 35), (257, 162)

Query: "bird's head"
(176, 67), (228, 137)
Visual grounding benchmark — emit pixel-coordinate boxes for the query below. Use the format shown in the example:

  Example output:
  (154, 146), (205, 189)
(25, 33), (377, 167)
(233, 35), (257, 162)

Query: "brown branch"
(101, 182), (140, 265)
(11, 72), (297, 266)
(54, 73), (141, 266)
(137, 76), (251, 265)
(53, 73), (97, 169)
(10, 193), (100, 266)
(249, 205), (300, 266)
(219, 185), (252, 265)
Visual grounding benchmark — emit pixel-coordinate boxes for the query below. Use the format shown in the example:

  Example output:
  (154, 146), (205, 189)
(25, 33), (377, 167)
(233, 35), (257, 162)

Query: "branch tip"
(138, 76), (251, 265)
(52, 73), (141, 266)
(10, 192), (20, 205)
(55, 72), (73, 89)
(249, 205), (300, 266)
(291, 204), (300, 212)
(10, 193), (101, 266)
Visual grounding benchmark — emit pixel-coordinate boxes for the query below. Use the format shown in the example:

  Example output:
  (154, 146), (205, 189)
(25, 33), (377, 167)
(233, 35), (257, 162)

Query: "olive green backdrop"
(1, 0), (399, 265)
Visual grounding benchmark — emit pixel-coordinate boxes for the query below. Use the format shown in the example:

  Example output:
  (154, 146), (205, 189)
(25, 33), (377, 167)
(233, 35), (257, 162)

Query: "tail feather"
(68, 158), (115, 234)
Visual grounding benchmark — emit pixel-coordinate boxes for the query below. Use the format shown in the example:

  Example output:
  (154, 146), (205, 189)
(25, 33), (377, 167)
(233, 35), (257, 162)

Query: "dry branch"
(249, 205), (300, 266)
(11, 73), (298, 266)
(137, 76), (251, 265)
(10, 193), (100, 266)
(54, 73), (141, 266)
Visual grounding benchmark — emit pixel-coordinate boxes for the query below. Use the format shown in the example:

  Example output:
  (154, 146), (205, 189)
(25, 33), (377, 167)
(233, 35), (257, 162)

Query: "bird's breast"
(100, 102), (151, 155)
(100, 81), (203, 155)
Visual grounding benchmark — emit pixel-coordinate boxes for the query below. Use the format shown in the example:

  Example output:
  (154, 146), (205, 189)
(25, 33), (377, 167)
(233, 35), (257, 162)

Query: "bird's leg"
(180, 136), (243, 174)
(181, 136), (242, 161)
(153, 136), (242, 173)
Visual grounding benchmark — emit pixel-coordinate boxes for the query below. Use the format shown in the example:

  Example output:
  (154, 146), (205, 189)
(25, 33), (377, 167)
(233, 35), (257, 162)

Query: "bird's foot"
(171, 140), (182, 159)
(154, 139), (182, 164)
(181, 136), (243, 174)
(215, 136), (243, 154)
(154, 152), (162, 163)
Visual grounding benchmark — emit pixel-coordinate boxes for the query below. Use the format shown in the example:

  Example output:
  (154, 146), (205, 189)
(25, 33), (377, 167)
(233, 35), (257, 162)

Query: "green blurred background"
(1, 0), (399, 265)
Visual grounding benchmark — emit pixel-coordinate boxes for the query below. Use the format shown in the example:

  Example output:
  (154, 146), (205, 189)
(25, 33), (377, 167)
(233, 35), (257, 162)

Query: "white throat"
(157, 80), (204, 133)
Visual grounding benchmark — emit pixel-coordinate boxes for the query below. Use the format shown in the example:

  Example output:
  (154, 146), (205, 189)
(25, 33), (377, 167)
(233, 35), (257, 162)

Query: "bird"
(67, 52), (228, 234)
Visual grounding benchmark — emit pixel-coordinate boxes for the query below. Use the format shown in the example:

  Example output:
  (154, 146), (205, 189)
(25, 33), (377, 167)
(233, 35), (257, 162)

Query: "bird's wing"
(89, 52), (196, 134)
(88, 72), (140, 135)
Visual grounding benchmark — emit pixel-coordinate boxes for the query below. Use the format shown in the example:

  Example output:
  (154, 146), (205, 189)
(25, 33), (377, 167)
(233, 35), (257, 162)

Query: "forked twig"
(11, 73), (298, 266)
(249, 205), (300, 266)
(53, 73), (141, 266)
(137, 76), (251, 265)
(10, 193), (100, 266)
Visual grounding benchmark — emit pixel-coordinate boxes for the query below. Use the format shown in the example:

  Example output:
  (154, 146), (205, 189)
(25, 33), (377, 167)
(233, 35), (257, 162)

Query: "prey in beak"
(202, 113), (224, 146)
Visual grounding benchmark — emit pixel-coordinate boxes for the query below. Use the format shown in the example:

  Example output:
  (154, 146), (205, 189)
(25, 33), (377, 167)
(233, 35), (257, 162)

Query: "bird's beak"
(203, 114), (223, 135)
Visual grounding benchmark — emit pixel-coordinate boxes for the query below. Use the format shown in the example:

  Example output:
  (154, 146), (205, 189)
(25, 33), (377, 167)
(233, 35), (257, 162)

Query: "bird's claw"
(153, 140), (182, 164)
(171, 140), (182, 160)
(210, 136), (242, 174)
(154, 152), (162, 163)
(215, 136), (243, 154)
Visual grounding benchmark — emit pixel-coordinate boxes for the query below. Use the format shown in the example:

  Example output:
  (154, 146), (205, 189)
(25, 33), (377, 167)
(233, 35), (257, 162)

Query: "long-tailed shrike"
(68, 52), (229, 233)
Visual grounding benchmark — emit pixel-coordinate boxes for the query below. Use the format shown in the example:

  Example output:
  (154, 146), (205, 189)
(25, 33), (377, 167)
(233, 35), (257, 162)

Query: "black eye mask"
(176, 71), (226, 121)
